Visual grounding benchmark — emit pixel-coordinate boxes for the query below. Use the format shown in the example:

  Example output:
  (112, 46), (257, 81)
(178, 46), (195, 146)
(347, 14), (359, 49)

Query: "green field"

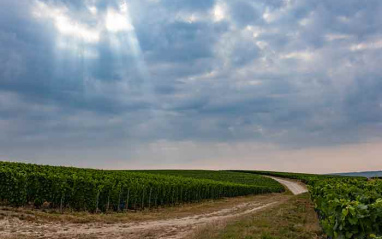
(135, 170), (284, 191)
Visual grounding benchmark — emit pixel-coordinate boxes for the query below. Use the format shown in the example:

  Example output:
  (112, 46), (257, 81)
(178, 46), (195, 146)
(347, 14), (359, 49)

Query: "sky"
(0, 0), (381, 173)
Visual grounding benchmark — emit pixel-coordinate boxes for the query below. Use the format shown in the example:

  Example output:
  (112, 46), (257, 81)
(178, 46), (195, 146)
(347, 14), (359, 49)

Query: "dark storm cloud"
(0, 0), (382, 165)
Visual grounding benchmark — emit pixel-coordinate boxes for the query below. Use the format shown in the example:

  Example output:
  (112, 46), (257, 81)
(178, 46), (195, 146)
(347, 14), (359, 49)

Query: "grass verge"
(191, 193), (325, 239)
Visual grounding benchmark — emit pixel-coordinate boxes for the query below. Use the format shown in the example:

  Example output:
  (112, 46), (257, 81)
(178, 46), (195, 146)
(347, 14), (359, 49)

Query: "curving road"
(268, 176), (308, 195)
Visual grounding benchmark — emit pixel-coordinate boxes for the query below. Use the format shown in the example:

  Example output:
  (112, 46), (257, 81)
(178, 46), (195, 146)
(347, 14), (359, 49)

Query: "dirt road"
(0, 200), (282, 239)
(0, 178), (306, 239)
(268, 176), (308, 195)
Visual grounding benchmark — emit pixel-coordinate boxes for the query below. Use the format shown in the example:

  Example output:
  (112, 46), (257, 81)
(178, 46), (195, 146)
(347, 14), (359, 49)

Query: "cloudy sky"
(1, 0), (381, 173)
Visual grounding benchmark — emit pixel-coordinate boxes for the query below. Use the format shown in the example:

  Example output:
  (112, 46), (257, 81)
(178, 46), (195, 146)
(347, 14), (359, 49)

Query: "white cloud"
(105, 8), (134, 32)
(33, 1), (100, 43)
(325, 34), (352, 41)
(88, 6), (97, 15)
(280, 51), (314, 60)
(256, 41), (268, 50)
(350, 39), (382, 51)
(262, 8), (278, 23)
(212, 2), (227, 22)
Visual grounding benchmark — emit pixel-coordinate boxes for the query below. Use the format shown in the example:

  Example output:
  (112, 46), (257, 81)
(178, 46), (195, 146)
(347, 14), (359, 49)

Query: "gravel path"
(268, 176), (308, 195)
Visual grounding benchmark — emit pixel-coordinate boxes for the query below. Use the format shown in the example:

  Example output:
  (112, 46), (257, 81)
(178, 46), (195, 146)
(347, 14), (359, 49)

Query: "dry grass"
(191, 193), (325, 239)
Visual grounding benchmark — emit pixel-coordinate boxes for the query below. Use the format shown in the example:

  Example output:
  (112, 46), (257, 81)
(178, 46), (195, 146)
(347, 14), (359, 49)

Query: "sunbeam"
(31, 0), (155, 103)
(105, 0), (150, 84)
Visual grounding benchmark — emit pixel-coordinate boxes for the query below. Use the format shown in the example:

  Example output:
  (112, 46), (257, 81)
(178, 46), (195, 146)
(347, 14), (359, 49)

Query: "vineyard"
(135, 170), (284, 191)
(236, 170), (382, 239)
(310, 178), (382, 239)
(229, 170), (347, 184)
(0, 162), (283, 213)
